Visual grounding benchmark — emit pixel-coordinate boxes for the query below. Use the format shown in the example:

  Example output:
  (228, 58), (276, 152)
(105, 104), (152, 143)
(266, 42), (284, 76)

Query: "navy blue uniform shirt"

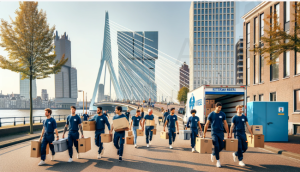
(208, 111), (226, 134)
(167, 114), (178, 128)
(125, 112), (130, 120)
(66, 114), (82, 131)
(83, 114), (89, 121)
(89, 114), (111, 131)
(187, 116), (199, 128)
(132, 116), (142, 127)
(144, 114), (154, 120)
(141, 112), (144, 118)
(43, 117), (57, 134)
(232, 114), (248, 133)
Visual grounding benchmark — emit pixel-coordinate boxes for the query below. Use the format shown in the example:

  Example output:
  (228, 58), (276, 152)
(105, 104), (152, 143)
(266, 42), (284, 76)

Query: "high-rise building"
(41, 89), (48, 101)
(180, 62), (189, 89)
(54, 31), (78, 108)
(189, 1), (236, 90)
(117, 31), (158, 102)
(20, 73), (37, 100)
(235, 38), (243, 85)
(97, 84), (104, 102)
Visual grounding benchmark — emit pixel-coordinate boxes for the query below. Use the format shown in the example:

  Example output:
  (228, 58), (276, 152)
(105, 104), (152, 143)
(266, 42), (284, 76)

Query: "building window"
(259, 94), (264, 101)
(254, 55), (256, 84)
(295, 89), (300, 112)
(275, 3), (280, 24)
(260, 13), (264, 37)
(259, 55), (264, 83)
(253, 95), (256, 101)
(284, 51), (290, 77)
(285, 2), (290, 22)
(270, 55), (279, 81)
(246, 23), (250, 85)
(247, 96), (250, 102)
(296, 52), (300, 75)
(270, 92), (276, 101)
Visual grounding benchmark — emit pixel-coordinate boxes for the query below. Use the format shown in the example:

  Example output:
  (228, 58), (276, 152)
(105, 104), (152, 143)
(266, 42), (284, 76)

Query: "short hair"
(148, 109), (152, 113)
(116, 106), (122, 112)
(45, 108), (52, 115)
(215, 102), (222, 107)
(170, 107), (175, 111)
(97, 106), (102, 110)
(136, 109), (140, 112)
(191, 109), (197, 114)
(71, 106), (76, 110)
(236, 105), (243, 110)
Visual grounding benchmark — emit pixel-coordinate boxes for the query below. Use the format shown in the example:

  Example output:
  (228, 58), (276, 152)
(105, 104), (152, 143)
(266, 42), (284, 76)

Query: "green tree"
(177, 87), (189, 104)
(252, 2), (300, 65)
(0, 2), (68, 134)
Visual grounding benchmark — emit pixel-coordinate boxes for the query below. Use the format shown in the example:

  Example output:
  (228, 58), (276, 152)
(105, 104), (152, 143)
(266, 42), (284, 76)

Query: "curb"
(263, 145), (300, 160)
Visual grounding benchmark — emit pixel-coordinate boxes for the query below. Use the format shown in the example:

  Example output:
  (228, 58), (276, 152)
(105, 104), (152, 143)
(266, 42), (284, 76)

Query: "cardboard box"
(113, 117), (129, 132)
(128, 131), (133, 136)
(205, 100), (210, 105)
(78, 137), (91, 153)
(145, 120), (155, 126)
(248, 125), (263, 135)
(126, 136), (134, 145)
(160, 131), (169, 139)
(136, 129), (144, 136)
(209, 100), (215, 105)
(30, 140), (49, 158)
(211, 108), (215, 113)
(205, 108), (211, 117)
(179, 130), (192, 140)
(83, 121), (95, 131)
(224, 139), (238, 151)
(151, 129), (157, 135)
(195, 138), (212, 154)
(247, 134), (264, 148)
(53, 138), (68, 152)
(101, 134), (112, 143)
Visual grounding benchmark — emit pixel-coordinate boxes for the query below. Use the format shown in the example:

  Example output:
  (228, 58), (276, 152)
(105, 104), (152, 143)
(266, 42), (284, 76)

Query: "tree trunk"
(29, 65), (33, 134)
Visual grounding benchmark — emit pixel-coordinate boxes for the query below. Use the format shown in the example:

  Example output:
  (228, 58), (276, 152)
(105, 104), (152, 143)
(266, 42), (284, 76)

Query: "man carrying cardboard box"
(143, 109), (155, 148)
(82, 111), (89, 121)
(163, 108), (179, 149)
(110, 106), (129, 162)
(185, 109), (202, 153)
(38, 108), (59, 166)
(62, 106), (84, 163)
(130, 109), (143, 148)
(163, 109), (169, 125)
(89, 106), (111, 159)
(203, 102), (229, 168)
(125, 109), (131, 122)
(230, 105), (253, 167)
(103, 110), (109, 119)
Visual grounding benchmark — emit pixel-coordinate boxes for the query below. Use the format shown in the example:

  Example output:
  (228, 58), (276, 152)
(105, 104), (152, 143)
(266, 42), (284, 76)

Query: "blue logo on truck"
(189, 94), (195, 110)
(196, 99), (202, 106)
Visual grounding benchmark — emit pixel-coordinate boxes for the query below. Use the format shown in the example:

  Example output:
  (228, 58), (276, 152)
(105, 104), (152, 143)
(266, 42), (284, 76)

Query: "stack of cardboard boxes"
(83, 121), (95, 131)
(205, 100), (215, 117)
(247, 125), (264, 148)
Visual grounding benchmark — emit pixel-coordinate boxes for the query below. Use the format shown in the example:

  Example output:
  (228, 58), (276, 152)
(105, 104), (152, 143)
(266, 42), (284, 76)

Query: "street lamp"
(148, 67), (154, 106)
(78, 90), (84, 115)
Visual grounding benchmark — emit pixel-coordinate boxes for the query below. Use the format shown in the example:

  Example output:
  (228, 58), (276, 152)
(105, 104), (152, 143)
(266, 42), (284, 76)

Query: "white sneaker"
(170, 145), (173, 149)
(239, 161), (245, 166)
(233, 153), (237, 162)
(192, 148), (196, 153)
(51, 155), (55, 161)
(101, 148), (105, 155)
(77, 153), (80, 159)
(147, 144), (149, 148)
(38, 160), (46, 166)
(149, 141), (151, 145)
(216, 160), (221, 168)
(68, 158), (73, 162)
(134, 144), (137, 148)
(97, 154), (101, 159)
(211, 154), (215, 162)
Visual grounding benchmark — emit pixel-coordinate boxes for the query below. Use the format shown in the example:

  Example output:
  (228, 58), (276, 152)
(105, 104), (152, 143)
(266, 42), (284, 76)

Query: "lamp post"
(78, 90), (84, 115)
(148, 67), (154, 106)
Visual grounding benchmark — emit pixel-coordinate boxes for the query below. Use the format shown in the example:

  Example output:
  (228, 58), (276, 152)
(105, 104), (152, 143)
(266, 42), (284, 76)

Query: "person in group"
(103, 110), (109, 119)
(89, 106), (111, 159)
(185, 109), (202, 153)
(130, 109), (143, 148)
(142, 109), (155, 148)
(163, 107), (179, 149)
(110, 106), (129, 162)
(203, 102), (229, 168)
(140, 108), (145, 119)
(82, 111), (89, 121)
(125, 109), (130, 122)
(38, 108), (59, 166)
(62, 106), (84, 162)
(230, 105), (253, 167)
(163, 109), (169, 125)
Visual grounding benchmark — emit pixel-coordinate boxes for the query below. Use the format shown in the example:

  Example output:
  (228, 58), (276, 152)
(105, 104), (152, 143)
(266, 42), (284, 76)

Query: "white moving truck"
(184, 85), (247, 127)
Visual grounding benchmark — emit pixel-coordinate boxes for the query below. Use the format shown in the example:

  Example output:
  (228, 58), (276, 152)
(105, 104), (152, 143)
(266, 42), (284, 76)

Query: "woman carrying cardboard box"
(130, 109), (143, 148)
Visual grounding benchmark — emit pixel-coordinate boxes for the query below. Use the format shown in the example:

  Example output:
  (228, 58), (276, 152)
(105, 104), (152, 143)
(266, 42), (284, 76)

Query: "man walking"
(163, 109), (169, 125)
(62, 106), (84, 162)
(230, 105), (253, 166)
(38, 108), (59, 166)
(143, 109), (155, 148)
(163, 108), (179, 149)
(125, 109), (130, 122)
(89, 106), (111, 159)
(82, 111), (89, 121)
(186, 109), (202, 153)
(130, 109), (143, 148)
(203, 102), (229, 168)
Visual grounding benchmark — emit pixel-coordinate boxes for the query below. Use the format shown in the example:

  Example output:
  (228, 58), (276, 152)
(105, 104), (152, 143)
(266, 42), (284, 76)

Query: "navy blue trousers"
(95, 130), (105, 154)
(67, 131), (79, 158)
(113, 131), (125, 156)
(190, 128), (198, 148)
(234, 132), (248, 161)
(212, 132), (224, 160)
(41, 133), (55, 161)
(145, 126), (153, 144)
(168, 128), (176, 145)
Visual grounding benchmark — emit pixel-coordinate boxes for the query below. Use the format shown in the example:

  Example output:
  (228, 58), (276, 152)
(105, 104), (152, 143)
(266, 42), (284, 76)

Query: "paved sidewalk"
(265, 135), (300, 155)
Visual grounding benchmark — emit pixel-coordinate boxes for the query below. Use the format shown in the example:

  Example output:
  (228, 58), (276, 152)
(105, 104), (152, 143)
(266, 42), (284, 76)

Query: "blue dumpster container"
(247, 102), (288, 142)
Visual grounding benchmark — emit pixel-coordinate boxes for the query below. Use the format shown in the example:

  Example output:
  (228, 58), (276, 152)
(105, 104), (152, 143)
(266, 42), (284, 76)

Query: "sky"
(0, 1), (261, 103)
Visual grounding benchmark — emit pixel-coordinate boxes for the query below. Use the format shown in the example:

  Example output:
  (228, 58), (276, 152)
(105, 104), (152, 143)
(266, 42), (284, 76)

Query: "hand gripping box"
(145, 120), (155, 126)
(179, 130), (192, 140)
(78, 137), (91, 153)
(224, 139), (238, 151)
(195, 138), (212, 154)
(247, 134), (264, 148)
(128, 131), (133, 136)
(136, 129), (144, 136)
(30, 140), (49, 158)
(126, 136), (134, 145)
(151, 129), (157, 135)
(52, 138), (68, 152)
(160, 131), (169, 139)
(101, 134), (112, 143)
(113, 118), (129, 132)
(83, 121), (95, 131)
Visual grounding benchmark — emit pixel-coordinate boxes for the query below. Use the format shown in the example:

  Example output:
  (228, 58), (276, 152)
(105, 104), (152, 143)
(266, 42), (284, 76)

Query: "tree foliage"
(251, 2), (300, 65)
(177, 86), (189, 104)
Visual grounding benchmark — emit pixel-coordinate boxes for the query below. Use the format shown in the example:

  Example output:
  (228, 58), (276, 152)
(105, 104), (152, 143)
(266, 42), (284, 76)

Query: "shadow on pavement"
(245, 150), (275, 155)
(222, 164), (300, 172)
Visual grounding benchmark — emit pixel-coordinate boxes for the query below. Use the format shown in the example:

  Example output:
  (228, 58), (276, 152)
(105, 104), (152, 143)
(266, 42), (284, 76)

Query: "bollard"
(14, 117), (16, 126)
(24, 117), (25, 125)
